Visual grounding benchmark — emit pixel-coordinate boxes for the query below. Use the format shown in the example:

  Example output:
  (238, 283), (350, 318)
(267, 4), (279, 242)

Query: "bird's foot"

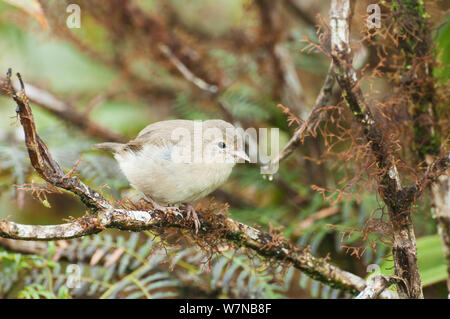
(184, 203), (201, 234)
(162, 206), (183, 218)
(144, 196), (183, 218)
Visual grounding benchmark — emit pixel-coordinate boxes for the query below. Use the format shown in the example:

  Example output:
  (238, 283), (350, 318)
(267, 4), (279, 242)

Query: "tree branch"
(261, 63), (336, 173)
(0, 206), (399, 298)
(159, 44), (219, 95)
(329, 0), (425, 298)
(0, 69), (398, 298)
(390, 0), (450, 294)
(355, 275), (404, 299)
(0, 76), (127, 143)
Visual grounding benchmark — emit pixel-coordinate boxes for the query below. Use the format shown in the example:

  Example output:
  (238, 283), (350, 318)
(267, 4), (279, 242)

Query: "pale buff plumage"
(95, 119), (248, 207)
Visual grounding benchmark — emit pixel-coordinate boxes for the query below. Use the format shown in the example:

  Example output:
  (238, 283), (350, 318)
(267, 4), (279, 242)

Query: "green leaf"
(434, 14), (450, 80)
(41, 199), (51, 208)
(17, 283), (57, 299)
(57, 285), (71, 299)
(379, 235), (447, 287)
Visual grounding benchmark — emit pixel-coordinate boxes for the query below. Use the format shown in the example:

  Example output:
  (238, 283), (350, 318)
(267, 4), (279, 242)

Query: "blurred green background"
(0, 0), (448, 299)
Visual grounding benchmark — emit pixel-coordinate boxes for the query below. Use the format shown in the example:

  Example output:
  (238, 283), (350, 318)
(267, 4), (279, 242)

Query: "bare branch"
(0, 238), (48, 255)
(411, 153), (450, 200)
(0, 76), (127, 143)
(355, 275), (402, 299)
(432, 174), (450, 293)
(159, 44), (219, 94)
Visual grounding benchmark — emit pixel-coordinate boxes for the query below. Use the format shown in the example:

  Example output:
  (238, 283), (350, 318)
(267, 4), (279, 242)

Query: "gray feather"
(94, 142), (124, 152)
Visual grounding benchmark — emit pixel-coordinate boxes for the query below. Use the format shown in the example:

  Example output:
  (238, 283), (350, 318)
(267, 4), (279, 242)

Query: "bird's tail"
(94, 142), (124, 152)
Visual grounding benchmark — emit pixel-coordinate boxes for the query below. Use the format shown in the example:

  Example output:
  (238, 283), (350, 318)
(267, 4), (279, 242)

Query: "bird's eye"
(218, 141), (226, 149)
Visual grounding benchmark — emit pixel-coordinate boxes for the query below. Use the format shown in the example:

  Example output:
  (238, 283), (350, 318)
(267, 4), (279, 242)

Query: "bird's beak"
(229, 149), (250, 162)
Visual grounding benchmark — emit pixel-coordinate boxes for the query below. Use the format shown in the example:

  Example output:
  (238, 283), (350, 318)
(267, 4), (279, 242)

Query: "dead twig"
(261, 63), (336, 173)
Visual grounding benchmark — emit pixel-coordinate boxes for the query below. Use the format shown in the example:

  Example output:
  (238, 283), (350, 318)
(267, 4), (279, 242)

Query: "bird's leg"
(144, 196), (182, 218)
(184, 203), (201, 234)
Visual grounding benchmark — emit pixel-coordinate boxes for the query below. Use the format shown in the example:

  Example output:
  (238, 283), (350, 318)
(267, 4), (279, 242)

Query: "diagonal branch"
(159, 44), (219, 95)
(355, 275), (405, 299)
(261, 63), (336, 173)
(0, 76), (127, 143)
(0, 69), (398, 298)
(2, 69), (112, 213)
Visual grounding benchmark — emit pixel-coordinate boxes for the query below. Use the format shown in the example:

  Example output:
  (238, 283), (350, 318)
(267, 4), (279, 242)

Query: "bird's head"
(202, 120), (250, 164)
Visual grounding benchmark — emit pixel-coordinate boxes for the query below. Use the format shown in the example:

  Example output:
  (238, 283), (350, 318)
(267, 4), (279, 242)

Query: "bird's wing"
(124, 119), (236, 153)
(136, 120), (194, 139)
(126, 120), (194, 151)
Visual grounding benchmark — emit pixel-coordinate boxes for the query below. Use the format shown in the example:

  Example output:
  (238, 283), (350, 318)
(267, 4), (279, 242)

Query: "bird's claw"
(185, 204), (201, 234)
(144, 197), (200, 232)
(144, 196), (183, 218)
(164, 207), (183, 218)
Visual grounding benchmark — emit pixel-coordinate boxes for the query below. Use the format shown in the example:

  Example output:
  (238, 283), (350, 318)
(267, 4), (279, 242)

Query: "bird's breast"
(115, 144), (234, 205)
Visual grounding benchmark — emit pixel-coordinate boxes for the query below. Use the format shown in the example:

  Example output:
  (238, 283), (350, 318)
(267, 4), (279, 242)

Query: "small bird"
(95, 119), (249, 232)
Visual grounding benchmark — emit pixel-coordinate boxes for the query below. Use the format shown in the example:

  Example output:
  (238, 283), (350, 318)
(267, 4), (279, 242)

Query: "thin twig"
(261, 63), (335, 173)
(159, 44), (219, 94)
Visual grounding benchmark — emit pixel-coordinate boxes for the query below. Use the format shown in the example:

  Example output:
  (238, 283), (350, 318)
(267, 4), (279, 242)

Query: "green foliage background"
(0, 0), (448, 299)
